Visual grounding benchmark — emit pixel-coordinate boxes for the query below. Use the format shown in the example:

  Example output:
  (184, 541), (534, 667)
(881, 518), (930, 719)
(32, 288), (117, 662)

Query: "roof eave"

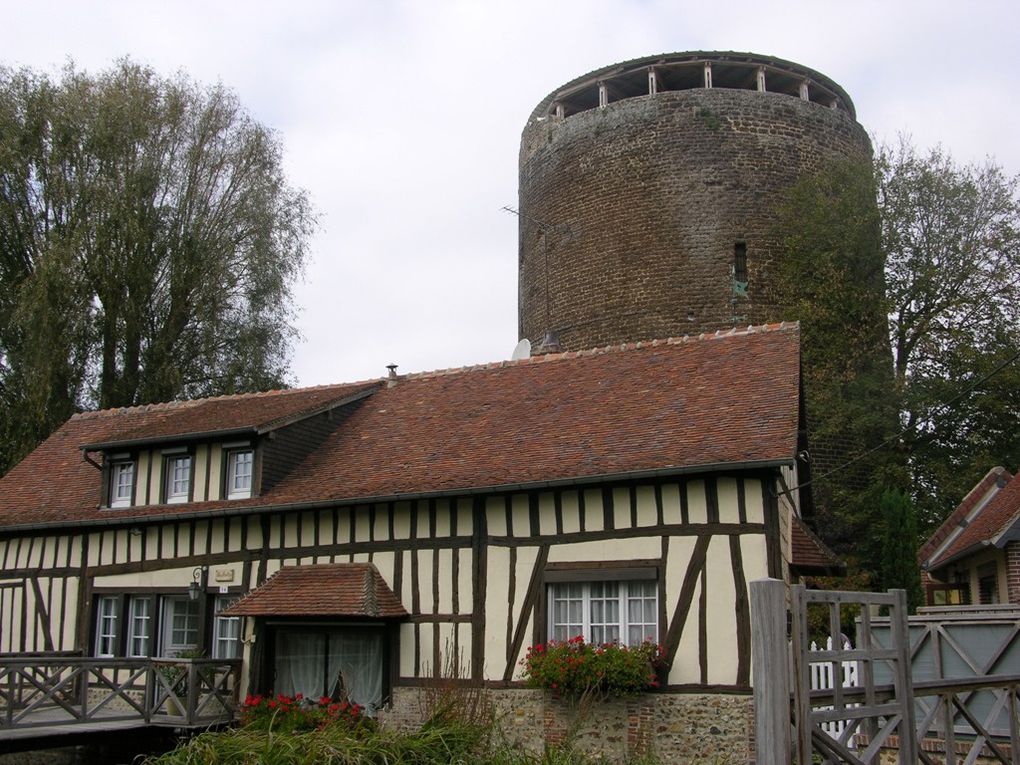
(926, 540), (994, 574)
(0, 456), (794, 535)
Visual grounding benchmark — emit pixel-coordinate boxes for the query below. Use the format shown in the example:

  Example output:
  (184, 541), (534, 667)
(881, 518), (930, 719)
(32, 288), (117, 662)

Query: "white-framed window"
(548, 579), (658, 646)
(109, 461), (135, 508)
(213, 595), (241, 659)
(165, 455), (192, 504)
(95, 596), (119, 657)
(225, 449), (254, 500)
(161, 597), (200, 656)
(127, 597), (152, 657)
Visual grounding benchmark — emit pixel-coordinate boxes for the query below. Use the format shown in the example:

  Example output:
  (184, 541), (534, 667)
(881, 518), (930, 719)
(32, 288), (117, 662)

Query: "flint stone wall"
(378, 687), (755, 764)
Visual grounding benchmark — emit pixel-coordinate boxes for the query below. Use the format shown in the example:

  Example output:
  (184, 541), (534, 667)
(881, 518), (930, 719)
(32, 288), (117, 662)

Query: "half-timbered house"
(0, 322), (813, 756)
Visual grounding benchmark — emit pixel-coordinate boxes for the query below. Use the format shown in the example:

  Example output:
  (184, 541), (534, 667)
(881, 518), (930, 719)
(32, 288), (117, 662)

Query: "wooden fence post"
(751, 578), (791, 765)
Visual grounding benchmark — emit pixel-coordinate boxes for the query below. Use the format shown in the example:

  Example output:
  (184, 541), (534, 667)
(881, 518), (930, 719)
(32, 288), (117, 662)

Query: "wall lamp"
(189, 566), (208, 601)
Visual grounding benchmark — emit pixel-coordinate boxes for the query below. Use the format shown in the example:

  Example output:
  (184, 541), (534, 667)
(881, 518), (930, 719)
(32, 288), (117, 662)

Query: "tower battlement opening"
(530, 51), (856, 122)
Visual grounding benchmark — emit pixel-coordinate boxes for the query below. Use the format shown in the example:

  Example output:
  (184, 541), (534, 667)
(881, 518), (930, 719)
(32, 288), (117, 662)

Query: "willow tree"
(0, 61), (314, 473)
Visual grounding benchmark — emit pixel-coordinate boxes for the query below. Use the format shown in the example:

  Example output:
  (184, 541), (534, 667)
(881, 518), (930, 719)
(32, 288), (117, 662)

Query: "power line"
(778, 346), (1020, 498)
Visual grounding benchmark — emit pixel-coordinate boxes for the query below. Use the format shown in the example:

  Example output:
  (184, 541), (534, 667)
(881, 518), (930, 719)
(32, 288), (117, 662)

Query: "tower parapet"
(518, 51), (871, 351)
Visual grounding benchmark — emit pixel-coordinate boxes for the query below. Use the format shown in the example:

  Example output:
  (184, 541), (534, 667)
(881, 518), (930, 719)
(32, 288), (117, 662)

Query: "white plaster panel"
(417, 551), (434, 613)
(299, 512), (315, 546)
(102, 531), (117, 565)
(458, 548), (473, 615)
(687, 481), (707, 524)
(706, 535), (737, 685)
(741, 534), (768, 584)
(435, 500), (451, 537)
(373, 551), (395, 592)
(547, 537), (661, 563)
(665, 536), (699, 685)
(613, 487), (631, 529)
(194, 521), (209, 555)
(419, 622), (435, 677)
(744, 479), (764, 524)
(399, 623), (416, 677)
(266, 559), (282, 578)
(457, 623), (472, 677)
(458, 501), (474, 538)
(207, 446), (222, 501)
(561, 491), (580, 534)
(400, 551), (414, 608)
(97, 567), (208, 588)
(487, 497), (506, 537)
(662, 483), (683, 525)
(438, 622), (457, 677)
(61, 578), (78, 650)
(511, 495), (530, 537)
(539, 493), (556, 536)
(510, 611), (534, 680)
(484, 546), (511, 679)
(352, 552), (370, 563)
(375, 505), (390, 541)
(138, 451), (155, 505)
(334, 508), (350, 544)
(582, 489), (604, 532)
(510, 546), (540, 650)
(437, 549), (453, 613)
(392, 504), (411, 540)
(87, 533), (101, 567)
(414, 501), (429, 539)
(635, 486), (657, 527)
(717, 478), (740, 524)
(193, 448), (208, 502)
(352, 507), (369, 543)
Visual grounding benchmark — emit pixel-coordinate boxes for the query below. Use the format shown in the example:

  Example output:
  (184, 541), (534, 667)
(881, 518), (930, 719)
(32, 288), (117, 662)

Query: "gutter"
(0, 457), (792, 535)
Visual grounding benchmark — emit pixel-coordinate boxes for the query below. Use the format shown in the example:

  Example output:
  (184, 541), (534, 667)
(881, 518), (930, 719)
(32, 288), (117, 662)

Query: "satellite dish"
(510, 339), (531, 361)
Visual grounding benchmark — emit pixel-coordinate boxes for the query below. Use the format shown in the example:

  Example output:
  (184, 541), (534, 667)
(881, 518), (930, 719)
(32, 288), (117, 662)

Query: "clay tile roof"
(925, 470), (1020, 572)
(78, 381), (380, 450)
(221, 563), (406, 618)
(0, 323), (802, 528)
(790, 516), (843, 573)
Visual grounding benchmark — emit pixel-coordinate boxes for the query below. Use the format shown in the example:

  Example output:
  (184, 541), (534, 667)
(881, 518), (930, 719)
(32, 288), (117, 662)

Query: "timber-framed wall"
(0, 468), (789, 697)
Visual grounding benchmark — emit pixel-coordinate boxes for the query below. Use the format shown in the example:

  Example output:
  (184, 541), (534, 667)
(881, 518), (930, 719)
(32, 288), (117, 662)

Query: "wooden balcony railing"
(0, 656), (241, 732)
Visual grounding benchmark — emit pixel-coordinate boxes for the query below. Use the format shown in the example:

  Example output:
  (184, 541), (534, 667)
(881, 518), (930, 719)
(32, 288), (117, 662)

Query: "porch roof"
(221, 563), (407, 618)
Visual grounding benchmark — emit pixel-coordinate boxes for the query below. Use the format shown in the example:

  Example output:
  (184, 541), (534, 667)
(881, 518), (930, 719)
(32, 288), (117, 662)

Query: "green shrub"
(521, 636), (665, 698)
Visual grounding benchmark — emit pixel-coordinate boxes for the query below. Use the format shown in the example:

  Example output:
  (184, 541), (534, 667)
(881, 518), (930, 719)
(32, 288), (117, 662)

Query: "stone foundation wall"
(378, 687), (754, 764)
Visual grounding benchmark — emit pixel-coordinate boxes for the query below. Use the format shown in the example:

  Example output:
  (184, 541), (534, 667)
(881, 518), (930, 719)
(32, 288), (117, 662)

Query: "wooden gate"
(791, 585), (918, 764)
(750, 579), (1020, 765)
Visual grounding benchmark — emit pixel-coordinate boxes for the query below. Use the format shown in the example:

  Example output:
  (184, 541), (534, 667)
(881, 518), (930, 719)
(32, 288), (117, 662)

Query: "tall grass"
(141, 719), (663, 764)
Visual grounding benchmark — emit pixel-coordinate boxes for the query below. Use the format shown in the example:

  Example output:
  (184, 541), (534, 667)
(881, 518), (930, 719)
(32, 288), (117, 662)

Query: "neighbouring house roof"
(921, 467), (1018, 573)
(221, 563), (407, 618)
(790, 516), (843, 574)
(0, 322), (803, 530)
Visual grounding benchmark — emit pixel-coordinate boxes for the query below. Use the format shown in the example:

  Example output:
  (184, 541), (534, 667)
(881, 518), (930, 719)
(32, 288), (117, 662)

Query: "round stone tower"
(518, 51), (872, 350)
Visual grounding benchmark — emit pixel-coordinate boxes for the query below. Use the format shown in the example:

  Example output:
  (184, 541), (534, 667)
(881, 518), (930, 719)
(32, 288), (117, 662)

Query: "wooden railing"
(0, 656), (241, 731)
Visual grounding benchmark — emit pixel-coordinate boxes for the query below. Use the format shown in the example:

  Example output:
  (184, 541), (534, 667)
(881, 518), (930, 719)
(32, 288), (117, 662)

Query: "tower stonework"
(518, 51), (872, 350)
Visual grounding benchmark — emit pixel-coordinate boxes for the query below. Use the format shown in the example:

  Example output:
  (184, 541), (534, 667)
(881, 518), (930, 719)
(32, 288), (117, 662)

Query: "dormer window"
(109, 460), (135, 508)
(225, 449), (254, 500)
(165, 454), (192, 504)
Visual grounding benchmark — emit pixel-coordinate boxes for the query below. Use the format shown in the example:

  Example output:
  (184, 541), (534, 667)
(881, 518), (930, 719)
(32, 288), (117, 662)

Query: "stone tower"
(518, 52), (897, 555)
(518, 51), (871, 350)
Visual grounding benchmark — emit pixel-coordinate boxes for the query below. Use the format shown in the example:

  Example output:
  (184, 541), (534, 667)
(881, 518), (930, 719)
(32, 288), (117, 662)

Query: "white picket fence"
(809, 636), (861, 744)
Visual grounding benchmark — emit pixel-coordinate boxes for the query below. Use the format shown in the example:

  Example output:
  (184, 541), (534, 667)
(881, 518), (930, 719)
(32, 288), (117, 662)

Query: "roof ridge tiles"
(70, 380), (382, 421)
(398, 322), (796, 383)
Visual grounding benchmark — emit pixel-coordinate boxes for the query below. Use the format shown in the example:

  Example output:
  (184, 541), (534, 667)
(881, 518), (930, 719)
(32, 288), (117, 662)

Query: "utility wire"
(777, 345), (1020, 498)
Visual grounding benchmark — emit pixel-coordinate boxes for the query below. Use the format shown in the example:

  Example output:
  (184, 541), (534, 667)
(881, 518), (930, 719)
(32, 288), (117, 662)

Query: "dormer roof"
(79, 381), (380, 452)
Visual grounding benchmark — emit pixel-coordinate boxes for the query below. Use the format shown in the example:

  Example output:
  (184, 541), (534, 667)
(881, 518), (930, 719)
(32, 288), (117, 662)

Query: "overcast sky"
(3, 0), (1019, 387)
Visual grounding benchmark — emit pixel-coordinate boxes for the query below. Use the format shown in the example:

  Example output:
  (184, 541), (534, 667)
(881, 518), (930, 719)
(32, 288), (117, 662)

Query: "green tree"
(0, 61), (314, 474)
(880, 140), (1020, 531)
(767, 157), (903, 561)
(878, 488), (923, 611)
(771, 140), (1020, 567)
